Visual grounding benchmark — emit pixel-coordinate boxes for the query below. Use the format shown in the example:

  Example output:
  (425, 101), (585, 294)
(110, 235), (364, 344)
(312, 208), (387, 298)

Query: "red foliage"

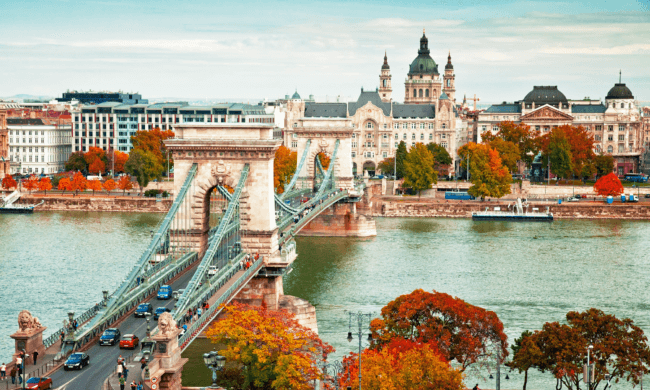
(2, 175), (18, 190)
(594, 172), (624, 197)
(23, 175), (39, 193)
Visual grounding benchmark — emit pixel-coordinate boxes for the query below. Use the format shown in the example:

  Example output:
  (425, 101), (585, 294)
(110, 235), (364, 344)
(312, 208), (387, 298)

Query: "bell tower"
(379, 51), (392, 102)
(443, 51), (456, 102)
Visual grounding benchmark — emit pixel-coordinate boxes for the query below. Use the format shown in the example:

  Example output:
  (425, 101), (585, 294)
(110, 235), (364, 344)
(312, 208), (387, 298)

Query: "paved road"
(48, 267), (196, 390)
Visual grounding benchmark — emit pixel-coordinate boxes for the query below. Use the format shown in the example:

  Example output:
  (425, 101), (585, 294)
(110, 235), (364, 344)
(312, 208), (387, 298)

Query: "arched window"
(446, 79), (451, 87)
(425, 89), (429, 97)
(413, 89), (417, 97)
(419, 89), (423, 97)
(433, 90), (437, 97)
(607, 145), (613, 153)
(383, 79), (387, 87)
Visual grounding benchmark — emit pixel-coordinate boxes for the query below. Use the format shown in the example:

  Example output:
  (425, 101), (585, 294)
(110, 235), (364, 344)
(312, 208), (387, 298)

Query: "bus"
(445, 191), (475, 200)
(623, 173), (648, 183)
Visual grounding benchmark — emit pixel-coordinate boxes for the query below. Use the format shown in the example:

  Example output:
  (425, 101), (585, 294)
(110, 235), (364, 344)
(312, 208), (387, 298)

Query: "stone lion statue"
(158, 312), (176, 337)
(18, 310), (42, 332)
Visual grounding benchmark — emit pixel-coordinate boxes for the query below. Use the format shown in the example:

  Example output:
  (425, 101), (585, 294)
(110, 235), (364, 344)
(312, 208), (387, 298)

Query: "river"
(1, 212), (649, 389)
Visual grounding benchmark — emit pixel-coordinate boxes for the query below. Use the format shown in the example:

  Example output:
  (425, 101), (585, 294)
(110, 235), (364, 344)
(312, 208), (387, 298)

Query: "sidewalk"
(106, 354), (144, 390)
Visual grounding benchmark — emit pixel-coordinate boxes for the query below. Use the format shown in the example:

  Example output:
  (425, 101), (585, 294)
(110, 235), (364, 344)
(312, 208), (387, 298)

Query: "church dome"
(523, 86), (567, 106)
(606, 83), (634, 99)
(291, 90), (301, 99)
(408, 32), (438, 75)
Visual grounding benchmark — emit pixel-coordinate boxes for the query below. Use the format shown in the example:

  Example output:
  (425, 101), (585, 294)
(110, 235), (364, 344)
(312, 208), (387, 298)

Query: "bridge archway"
(363, 161), (376, 177)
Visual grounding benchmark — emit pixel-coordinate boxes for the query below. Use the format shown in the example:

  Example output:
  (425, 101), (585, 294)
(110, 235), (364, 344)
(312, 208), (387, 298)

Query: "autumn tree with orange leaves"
(84, 147), (108, 175)
(274, 145), (297, 194)
(108, 150), (129, 173)
(206, 302), (334, 390)
(482, 121), (541, 167)
(57, 177), (73, 194)
(594, 172), (624, 197)
(339, 339), (463, 390)
(316, 152), (331, 171)
(87, 179), (102, 195)
(70, 172), (87, 194)
(130, 127), (175, 172)
(458, 143), (512, 199)
(117, 175), (133, 195)
(37, 177), (53, 194)
(23, 175), (39, 193)
(2, 175), (17, 190)
(370, 289), (508, 373)
(103, 179), (116, 194)
(509, 309), (650, 390)
(538, 125), (595, 180)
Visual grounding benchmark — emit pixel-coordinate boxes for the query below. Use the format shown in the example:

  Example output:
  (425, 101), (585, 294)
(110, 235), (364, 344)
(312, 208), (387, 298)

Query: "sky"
(1, 0), (649, 104)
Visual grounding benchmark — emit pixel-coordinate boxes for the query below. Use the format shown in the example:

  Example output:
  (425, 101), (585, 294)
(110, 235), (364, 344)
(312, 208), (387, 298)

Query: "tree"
(594, 172), (624, 197)
(377, 157), (395, 176)
(426, 143), (453, 176)
(273, 145), (297, 194)
(205, 302), (334, 390)
(130, 127), (175, 170)
(103, 179), (116, 194)
(316, 152), (330, 171)
(107, 150), (129, 174)
(370, 289), (508, 372)
(70, 172), (87, 194)
(402, 143), (436, 198)
(506, 331), (542, 390)
(2, 175), (17, 190)
(563, 125), (595, 178)
(395, 141), (408, 179)
(539, 126), (594, 180)
(458, 143), (512, 199)
(522, 309), (650, 390)
(542, 129), (574, 181)
(125, 149), (163, 193)
(23, 175), (39, 193)
(84, 147), (107, 175)
(485, 138), (520, 173)
(57, 177), (73, 194)
(37, 177), (53, 195)
(340, 341), (463, 390)
(594, 154), (615, 178)
(65, 151), (88, 172)
(87, 179), (102, 195)
(117, 175), (134, 195)
(482, 121), (540, 167)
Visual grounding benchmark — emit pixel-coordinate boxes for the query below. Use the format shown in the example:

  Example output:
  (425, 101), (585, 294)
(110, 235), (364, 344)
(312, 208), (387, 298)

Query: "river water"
(1, 212), (649, 389)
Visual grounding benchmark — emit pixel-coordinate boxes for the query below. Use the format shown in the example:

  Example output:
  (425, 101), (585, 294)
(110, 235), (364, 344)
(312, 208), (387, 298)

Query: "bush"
(144, 189), (170, 198)
(162, 191), (169, 197)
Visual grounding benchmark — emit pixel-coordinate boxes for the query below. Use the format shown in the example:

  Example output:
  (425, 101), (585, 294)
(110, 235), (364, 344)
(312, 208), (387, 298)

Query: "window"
(411, 134), (416, 140)
(393, 123), (399, 129)
(366, 133), (373, 139)
(429, 133), (433, 140)
(420, 123), (425, 129)
(595, 135), (601, 141)
(618, 144), (624, 153)
(596, 145), (602, 153)
(609, 125), (614, 131)
(291, 141), (297, 148)
(382, 134), (388, 139)
(481, 125), (487, 132)
(429, 123), (434, 129)
(425, 89), (429, 97)
(442, 134), (446, 139)
(619, 134), (625, 141)
(619, 125), (625, 132)
(441, 142), (448, 148)
(352, 142), (358, 148)
(595, 125), (602, 131)
(411, 123), (416, 129)
(419, 89), (423, 97)
(351, 133), (356, 139)
(382, 151), (388, 158)
(351, 152), (356, 158)
(608, 135), (613, 141)
(493, 126), (498, 132)
(413, 89), (416, 97)
(366, 122), (374, 129)
(403, 133), (407, 140)
(394, 134), (398, 140)
(383, 124), (387, 129)
(394, 142), (398, 148)
(420, 134), (424, 140)
(607, 145), (613, 153)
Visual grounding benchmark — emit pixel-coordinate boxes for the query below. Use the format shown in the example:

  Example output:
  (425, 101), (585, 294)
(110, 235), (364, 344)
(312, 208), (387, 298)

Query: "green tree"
(377, 157), (395, 176)
(506, 331), (542, 390)
(546, 132), (574, 181)
(594, 154), (615, 178)
(403, 143), (437, 199)
(486, 138), (520, 173)
(458, 143), (512, 199)
(426, 143), (452, 176)
(125, 149), (163, 193)
(65, 151), (88, 172)
(395, 141), (408, 180)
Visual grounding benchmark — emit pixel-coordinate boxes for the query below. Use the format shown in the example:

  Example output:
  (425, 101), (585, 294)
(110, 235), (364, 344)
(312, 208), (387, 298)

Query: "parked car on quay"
(26, 377), (52, 390)
(208, 265), (218, 277)
(157, 285), (173, 300)
(119, 334), (140, 349)
(64, 352), (89, 370)
(173, 289), (185, 300)
(134, 303), (153, 318)
(153, 307), (171, 321)
(567, 196), (581, 202)
(99, 328), (121, 346)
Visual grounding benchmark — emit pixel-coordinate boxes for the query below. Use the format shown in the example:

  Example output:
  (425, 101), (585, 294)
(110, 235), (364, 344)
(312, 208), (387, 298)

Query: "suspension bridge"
(8, 122), (375, 390)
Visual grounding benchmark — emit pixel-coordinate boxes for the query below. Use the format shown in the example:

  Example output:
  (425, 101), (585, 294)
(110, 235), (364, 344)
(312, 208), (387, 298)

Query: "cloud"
(541, 44), (650, 55)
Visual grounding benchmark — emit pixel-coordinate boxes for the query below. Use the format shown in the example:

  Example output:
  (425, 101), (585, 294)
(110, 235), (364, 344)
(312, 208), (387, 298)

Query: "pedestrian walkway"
(106, 354), (144, 390)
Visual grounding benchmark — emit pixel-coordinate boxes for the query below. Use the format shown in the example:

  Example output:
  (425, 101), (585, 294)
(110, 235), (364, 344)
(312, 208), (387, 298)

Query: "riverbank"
(15, 194), (172, 213)
(368, 196), (650, 220)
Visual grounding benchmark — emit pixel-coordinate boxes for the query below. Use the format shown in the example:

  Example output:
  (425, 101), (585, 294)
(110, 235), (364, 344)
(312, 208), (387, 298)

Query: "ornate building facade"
(283, 32), (464, 176)
(477, 83), (644, 175)
(0, 109), (9, 179)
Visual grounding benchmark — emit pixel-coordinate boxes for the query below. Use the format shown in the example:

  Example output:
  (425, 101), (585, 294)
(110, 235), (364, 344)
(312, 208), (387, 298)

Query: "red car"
(26, 377), (52, 390)
(119, 334), (140, 349)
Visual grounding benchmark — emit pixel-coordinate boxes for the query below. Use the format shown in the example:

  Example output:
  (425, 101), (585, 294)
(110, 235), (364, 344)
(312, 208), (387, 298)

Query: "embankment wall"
(16, 195), (172, 213)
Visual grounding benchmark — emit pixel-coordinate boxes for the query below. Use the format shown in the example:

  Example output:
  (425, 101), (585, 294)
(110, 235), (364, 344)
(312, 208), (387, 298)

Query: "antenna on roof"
(619, 70), (622, 84)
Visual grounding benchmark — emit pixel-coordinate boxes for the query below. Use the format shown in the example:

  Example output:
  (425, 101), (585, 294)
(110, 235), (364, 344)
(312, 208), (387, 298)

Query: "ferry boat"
(472, 198), (553, 222)
(0, 190), (44, 214)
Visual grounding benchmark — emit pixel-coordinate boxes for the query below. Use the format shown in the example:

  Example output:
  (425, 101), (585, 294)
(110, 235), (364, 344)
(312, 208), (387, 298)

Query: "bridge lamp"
(67, 311), (75, 337)
(102, 290), (109, 306)
(203, 351), (226, 388)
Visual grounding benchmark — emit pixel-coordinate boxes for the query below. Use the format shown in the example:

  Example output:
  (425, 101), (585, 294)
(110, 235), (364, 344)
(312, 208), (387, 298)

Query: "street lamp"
(20, 349), (29, 390)
(203, 351), (226, 389)
(487, 349), (509, 390)
(102, 290), (109, 306)
(320, 359), (346, 390)
(346, 311), (373, 390)
(67, 311), (75, 338)
(145, 313), (151, 338)
(586, 344), (594, 390)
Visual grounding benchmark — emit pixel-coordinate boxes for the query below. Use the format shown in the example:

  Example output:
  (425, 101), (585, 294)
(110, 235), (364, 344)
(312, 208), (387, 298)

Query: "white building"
(7, 118), (72, 175)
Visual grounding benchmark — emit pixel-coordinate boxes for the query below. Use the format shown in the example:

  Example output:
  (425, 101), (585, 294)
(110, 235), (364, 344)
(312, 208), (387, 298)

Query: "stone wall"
(298, 202), (377, 237)
(16, 195), (172, 213)
(371, 197), (650, 220)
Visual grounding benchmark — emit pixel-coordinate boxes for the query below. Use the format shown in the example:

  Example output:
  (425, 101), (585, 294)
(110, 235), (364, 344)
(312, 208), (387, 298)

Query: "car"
(99, 328), (121, 346)
(374, 174), (385, 179)
(173, 289), (185, 300)
(567, 196), (581, 202)
(119, 334), (140, 349)
(134, 303), (153, 317)
(153, 307), (171, 321)
(157, 285), (173, 300)
(64, 352), (89, 370)
(26, 377), (52, 390)
(645, 194), (650, 198)
(208, 265), (218, 276)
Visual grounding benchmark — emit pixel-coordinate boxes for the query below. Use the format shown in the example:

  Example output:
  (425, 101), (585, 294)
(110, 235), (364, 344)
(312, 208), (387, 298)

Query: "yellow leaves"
(274, 146), (297, 193)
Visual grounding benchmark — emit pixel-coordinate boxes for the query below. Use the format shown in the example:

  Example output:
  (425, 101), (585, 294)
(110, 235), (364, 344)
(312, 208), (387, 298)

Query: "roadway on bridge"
(49, 266), (197, 390)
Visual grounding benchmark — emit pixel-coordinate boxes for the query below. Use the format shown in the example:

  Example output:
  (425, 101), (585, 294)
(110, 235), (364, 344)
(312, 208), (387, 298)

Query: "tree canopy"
(458, 142), (512, 199)
(130, 127), (175, 172)
(426, 143), (453, 176)
(2, 175), (17, 190)
(273, 145), (297, 194)
(125, 149), (163, 192)
(395, 141), (408, 180)
(594, 154), (615, 178)
(594, 173), (624, 197)
(378, 157), (395, 176)
(482, 121), (540, 167)
(402, 143), (437, 198)
(485, 138), (520, 173)
(65, 151), (87, 172)
(206, 302), (334, 390)
(37, 177), (53, 194)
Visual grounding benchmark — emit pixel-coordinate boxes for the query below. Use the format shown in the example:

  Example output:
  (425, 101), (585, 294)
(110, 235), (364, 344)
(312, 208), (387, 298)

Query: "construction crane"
(467, 94), (480, 111)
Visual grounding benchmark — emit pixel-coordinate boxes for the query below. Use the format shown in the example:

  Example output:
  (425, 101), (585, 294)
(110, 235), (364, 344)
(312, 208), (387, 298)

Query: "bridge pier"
(298, 201), (377, 237)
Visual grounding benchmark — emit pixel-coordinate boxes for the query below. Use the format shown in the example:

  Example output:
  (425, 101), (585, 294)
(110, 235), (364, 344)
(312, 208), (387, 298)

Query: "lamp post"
(67, 311), (75, 338)
(203, 351), (226, 389)
(487, 349), (509, 390)
(320, 359), (346, 390)
(346, 311), (373, 390)
(586, 344), (594, 390)
(102, 290), (109, 307)
(21, 349), (29, 390)
(145, 313), (151, 338)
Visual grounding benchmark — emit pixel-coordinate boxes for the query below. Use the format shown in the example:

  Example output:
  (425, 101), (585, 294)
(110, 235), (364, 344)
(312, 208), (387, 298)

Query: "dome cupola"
(408, 29), (438, 75)
(382, 51), (390, 70)
(445, 52), (453, 70)
(606, 83), (634, 100)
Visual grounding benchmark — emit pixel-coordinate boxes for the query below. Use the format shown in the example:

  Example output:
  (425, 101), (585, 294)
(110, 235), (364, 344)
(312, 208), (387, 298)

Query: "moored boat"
(472, 198), (553, 222)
